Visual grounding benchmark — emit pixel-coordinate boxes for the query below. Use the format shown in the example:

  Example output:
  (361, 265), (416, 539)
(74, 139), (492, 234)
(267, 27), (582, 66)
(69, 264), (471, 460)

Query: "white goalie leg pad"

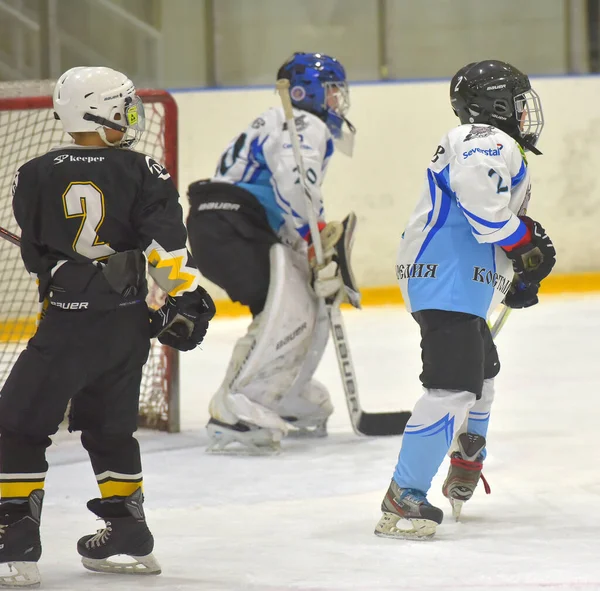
(270, 299), (333, 433)
(207, 243), (322, 446)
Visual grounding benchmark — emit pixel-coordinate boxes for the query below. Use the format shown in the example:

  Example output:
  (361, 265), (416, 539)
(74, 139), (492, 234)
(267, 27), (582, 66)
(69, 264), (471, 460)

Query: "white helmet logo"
(291, 86), (306, 101)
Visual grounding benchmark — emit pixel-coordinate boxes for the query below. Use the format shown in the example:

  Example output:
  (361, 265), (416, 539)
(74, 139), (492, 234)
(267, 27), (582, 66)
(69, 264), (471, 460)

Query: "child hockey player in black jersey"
(0, 66), (215, 586)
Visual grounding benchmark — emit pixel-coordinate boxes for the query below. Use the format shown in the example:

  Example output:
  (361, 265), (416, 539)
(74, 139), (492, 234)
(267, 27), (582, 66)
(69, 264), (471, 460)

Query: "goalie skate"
(284, 417), (328, 438)
(442, 432), (490, 521)
(77, 488), (160, 576)
(206, 418), (282, 455)
(374, 480), (443, 541)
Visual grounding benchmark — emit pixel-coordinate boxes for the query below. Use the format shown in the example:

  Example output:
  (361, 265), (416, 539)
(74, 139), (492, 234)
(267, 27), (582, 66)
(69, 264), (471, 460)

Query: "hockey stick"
(276, 79), (411, 436)
(0, 225), (21, 247)
(490, 304), (511, 339)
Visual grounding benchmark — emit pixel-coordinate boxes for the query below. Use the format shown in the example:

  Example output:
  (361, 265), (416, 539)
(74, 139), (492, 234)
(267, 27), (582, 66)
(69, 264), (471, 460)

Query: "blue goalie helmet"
(277, 52), (356, 156)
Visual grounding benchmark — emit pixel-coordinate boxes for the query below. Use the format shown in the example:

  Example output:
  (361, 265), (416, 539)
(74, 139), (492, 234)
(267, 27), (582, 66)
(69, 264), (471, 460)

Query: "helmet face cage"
(120, 94), (146, 148)
(514, 88), (543, 147)
(322, 80), (350, 120)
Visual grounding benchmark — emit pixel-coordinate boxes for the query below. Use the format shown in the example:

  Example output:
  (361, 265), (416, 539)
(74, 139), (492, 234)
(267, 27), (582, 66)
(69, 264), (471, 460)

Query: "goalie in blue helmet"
(186, 52), (359, 454)
(277, 52), (356, 156)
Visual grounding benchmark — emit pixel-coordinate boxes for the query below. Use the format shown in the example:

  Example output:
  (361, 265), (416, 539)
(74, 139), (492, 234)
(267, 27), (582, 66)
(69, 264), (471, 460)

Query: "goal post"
(0, 86), (181, 433)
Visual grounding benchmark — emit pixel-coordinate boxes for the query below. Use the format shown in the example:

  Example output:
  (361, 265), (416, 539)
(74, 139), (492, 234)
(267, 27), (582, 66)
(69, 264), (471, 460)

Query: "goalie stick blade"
(355, 411), (412, 436)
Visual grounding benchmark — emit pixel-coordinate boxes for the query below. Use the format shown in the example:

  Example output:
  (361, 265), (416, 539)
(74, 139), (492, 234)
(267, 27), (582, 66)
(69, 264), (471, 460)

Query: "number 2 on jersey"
(488, 168), (508, 194)
(62, 182), (115, 259)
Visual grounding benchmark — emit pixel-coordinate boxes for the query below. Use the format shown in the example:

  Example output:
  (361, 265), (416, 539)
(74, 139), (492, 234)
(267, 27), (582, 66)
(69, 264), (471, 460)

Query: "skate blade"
(450, 498), (464, 521)
(286, 426), (328, 439)
(285, 418), (328, 439)
(81, 552), (161, 575)
(0, 561), (41, 588)
(374, 512), (437, 541)
(206, 441), (280, 456)
(206, 424), (281, 456)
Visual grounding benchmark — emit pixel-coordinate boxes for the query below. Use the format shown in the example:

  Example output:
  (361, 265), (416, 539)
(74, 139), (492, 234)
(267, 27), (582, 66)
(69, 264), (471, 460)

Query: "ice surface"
(23, 295), (600, 589)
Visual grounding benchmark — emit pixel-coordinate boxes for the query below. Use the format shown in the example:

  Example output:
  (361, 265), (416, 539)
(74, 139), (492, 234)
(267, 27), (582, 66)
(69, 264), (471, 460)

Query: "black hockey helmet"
(450, 60), (544, 155)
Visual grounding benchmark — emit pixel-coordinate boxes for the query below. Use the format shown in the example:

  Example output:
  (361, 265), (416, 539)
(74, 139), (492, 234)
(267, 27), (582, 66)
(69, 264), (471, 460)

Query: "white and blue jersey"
(397, 123), (531, 320)
(212, 107), (334, 246)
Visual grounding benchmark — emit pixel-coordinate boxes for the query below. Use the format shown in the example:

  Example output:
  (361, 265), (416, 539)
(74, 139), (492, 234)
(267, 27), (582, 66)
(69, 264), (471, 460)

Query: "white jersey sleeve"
(212, 107), (334, 244)
(264, 109), (331, 237)
(446, 125), (529, 247)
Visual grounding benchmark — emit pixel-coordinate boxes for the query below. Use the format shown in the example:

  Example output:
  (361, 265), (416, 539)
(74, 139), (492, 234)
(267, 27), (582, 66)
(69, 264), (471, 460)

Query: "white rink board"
(29, 295), (600, 590)
(173, 76), (600, 300)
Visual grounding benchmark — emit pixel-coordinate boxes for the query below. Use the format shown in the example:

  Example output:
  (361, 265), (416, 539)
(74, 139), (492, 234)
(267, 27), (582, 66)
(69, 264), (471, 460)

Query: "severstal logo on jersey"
(463, 144), (503, 159)
(145, 156), (170, 180)
(283, 133), (312, 150)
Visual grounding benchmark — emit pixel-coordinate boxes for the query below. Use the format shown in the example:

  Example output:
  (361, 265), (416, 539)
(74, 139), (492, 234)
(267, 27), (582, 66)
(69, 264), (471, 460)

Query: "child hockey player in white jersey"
(375, 60), (556, 539)
(186, 52), (358, 453)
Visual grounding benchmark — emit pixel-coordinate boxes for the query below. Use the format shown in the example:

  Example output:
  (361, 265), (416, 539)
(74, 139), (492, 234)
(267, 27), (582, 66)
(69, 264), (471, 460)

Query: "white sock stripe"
(0, 472), (47, 480)
(95, 470), (143, 482)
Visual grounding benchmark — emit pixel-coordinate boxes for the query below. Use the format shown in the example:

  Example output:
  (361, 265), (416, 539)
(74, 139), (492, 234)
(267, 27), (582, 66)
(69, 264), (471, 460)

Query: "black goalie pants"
(0, 303), (150, 501)
(187, 181), (279, 317)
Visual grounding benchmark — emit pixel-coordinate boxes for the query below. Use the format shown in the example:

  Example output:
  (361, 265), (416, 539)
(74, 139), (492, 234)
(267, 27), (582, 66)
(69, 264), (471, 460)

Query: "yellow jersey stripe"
(0, 481), (44, 498)
(98, 479), (143, 498)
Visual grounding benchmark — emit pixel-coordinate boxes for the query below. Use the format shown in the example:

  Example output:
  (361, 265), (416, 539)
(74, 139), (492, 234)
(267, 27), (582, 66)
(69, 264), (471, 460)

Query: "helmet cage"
(82, 94), (145, 149)
(322, 80), (350, 119)
(514, 88), (543, 148)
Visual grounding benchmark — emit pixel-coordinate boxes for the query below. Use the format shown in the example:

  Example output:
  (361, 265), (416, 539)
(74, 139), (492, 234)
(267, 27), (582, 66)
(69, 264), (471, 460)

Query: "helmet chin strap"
(97, 127), (121, 147)
(518, 135), (542, 156)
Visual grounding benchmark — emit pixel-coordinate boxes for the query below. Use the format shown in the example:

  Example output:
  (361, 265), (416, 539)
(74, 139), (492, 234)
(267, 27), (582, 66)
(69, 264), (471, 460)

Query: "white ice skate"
(375, 480), (443, 541)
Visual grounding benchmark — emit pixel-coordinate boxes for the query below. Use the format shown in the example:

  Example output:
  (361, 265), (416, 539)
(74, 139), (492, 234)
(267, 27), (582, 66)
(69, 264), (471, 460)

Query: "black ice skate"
(0, 490), (43, 588)
(442, 432), (491, 520)
(374, 480), (443, 540)
(77, 488), (161, 575)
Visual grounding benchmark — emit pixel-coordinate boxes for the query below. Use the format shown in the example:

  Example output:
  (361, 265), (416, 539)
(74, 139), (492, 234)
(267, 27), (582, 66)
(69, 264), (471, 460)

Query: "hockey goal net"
(0, 82), (180, 432)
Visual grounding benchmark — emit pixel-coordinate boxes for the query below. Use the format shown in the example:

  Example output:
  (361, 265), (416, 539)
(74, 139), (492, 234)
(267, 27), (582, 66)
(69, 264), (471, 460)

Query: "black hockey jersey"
(12, 145), (201, 304)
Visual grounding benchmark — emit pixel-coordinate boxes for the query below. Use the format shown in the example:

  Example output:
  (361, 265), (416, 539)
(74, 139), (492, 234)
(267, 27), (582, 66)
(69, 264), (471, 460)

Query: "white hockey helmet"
(53, 66), (145, 148)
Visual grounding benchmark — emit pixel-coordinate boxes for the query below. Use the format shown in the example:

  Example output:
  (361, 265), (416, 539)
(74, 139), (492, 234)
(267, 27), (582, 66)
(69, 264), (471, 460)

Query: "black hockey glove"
(149, 287), (216, 351)
(504, 279), (539, 309)
(502, 216), (556, 284)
